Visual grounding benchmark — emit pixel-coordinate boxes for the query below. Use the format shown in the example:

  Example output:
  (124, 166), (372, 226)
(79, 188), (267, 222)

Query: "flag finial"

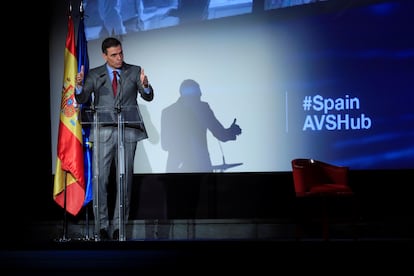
(79, 1), (84, 18)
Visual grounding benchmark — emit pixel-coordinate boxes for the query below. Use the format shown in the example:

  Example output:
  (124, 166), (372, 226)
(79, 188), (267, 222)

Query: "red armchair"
(291, 158), (357, 240)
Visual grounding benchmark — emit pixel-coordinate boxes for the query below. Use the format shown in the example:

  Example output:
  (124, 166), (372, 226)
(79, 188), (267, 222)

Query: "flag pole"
(84, 203), (90, 240)
(57, 171), (71, 242)
(53, 1), (86, 241)
(79, 0), (88, 241)
(77, 0), (93, 241)
(56, 1), (72, 243)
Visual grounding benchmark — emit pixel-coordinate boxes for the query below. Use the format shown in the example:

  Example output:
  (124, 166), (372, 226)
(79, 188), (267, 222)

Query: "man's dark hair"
(101, 37), (122, 54)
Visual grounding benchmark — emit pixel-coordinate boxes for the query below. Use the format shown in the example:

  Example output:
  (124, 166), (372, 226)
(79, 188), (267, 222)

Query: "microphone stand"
(91, 96), (102, 241)
(116, 73), (127, 241)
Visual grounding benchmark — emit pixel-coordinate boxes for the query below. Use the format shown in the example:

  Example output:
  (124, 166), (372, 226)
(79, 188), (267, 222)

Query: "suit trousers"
(92, 126), (139, 231)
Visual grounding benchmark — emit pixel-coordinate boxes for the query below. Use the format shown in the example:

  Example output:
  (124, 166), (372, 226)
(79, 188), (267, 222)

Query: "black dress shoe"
(113, 229), (119, 240)
(99, 228), (110, 241)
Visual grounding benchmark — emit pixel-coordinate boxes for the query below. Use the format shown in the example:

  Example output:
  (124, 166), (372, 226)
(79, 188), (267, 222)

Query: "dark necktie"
(112, 70), (118, 96)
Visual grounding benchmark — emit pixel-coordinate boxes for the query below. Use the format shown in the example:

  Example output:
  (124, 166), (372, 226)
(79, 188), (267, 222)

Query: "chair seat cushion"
(308, 184), (353, 195)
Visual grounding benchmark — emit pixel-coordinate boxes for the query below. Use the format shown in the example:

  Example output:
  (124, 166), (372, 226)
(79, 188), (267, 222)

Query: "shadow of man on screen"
(160, 79), (242, 221)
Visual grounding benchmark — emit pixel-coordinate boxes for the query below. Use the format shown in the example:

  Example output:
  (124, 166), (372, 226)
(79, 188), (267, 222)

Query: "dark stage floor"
(2, 239), (414, 274)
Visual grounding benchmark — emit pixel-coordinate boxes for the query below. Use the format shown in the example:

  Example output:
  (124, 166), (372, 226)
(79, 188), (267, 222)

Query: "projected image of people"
(84, 0), (254, 40)
(161, 79), (242, 218)
(168, 0), (210, 24)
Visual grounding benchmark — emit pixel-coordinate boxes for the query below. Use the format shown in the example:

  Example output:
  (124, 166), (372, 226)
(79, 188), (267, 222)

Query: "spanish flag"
(53, 10), (85, 216)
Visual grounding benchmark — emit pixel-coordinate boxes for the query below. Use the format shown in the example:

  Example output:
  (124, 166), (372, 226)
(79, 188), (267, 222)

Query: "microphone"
(115, 71), (122, 113)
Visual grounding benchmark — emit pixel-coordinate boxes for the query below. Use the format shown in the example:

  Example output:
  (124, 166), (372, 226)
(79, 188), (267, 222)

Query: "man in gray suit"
(75, 37), (154, 241)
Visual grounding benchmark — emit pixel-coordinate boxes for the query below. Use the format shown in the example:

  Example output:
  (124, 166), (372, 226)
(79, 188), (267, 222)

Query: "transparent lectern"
(80, 105), (143, 241)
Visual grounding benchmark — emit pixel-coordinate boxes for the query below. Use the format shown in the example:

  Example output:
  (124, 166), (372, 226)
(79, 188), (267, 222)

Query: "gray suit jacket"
(76, 62), (154, 142)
